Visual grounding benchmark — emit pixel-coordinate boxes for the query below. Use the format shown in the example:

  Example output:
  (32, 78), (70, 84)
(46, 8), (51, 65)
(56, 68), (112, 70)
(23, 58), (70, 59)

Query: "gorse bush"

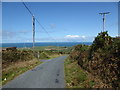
(89, 31), (113, 59)
(2, 50), (35, 64)
(69, 31), (120, 88)
(69, 45), (89, 63)
(39, 52), (50, 59)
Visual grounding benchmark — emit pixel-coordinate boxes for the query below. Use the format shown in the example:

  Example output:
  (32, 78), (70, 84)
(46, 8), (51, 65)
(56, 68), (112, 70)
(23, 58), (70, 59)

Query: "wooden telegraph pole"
(32, 15), (35, 49)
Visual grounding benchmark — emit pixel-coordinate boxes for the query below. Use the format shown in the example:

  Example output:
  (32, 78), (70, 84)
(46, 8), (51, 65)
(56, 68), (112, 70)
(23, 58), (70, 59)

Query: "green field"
(18, 46), (73, 54)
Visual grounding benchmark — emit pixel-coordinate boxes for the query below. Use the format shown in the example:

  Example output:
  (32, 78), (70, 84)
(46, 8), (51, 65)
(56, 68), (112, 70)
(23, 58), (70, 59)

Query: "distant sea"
(1, 42), (92, 48)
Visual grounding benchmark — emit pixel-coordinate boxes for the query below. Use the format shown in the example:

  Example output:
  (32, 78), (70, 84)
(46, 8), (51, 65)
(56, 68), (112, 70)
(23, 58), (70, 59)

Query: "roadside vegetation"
(2, 50), (40, 85)
(64, 58), (108, 88)
(65, 31), (120, 88)
(2, 46), (72, 85)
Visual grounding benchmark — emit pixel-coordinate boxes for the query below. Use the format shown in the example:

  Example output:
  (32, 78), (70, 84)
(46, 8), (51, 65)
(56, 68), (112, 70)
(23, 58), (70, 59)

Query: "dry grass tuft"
(2, 59), (42, 85)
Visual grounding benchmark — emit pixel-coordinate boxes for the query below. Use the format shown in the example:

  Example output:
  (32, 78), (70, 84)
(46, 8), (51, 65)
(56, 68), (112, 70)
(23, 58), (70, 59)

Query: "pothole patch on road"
(57, 73), (59, 76)
(55, 79), (59, 83)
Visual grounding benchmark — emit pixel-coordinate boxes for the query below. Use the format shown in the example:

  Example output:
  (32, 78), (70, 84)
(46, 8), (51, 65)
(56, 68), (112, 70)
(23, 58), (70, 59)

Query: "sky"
(2, 2), (118, 43)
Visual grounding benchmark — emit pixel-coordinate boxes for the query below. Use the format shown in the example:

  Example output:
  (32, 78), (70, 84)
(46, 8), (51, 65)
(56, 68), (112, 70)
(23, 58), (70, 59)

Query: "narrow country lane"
(3, 56), (67, 88)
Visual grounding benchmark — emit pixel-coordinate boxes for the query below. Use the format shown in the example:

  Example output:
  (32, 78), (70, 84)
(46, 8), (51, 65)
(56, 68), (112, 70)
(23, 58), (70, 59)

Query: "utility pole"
(32, 15), (35, 49)
(118, 1), (120, 37)
(99, 12), (110, 32)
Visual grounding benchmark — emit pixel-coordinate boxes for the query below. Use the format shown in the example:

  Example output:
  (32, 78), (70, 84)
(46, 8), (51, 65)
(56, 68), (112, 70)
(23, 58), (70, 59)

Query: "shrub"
(69, 31), (120, 87)
(39, 52), (50, 59)
(2, 50), (35, 67)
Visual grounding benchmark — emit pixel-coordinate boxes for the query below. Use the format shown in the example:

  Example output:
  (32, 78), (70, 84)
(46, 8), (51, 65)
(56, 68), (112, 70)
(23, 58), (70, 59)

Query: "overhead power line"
(21, 0), (57, 42)
(35, 18), (57, 42)
(22, 1), (33, 16)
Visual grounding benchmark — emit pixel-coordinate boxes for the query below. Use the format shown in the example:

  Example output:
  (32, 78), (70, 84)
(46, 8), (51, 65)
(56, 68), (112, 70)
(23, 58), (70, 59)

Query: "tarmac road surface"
(3, 56), (67, 88)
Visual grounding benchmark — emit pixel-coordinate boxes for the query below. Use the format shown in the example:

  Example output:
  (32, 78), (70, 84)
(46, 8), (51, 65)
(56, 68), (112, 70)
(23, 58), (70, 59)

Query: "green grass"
(47, 54), (64, 59)
(2, 59), (42, 85)
(2, 53), (63, 85)
(64, 58), (108, 88)
(64, 58), (87, 88)
(2, 46), (71, 86)
(18, 46), (73, 54)
(89, 80), (95, 88)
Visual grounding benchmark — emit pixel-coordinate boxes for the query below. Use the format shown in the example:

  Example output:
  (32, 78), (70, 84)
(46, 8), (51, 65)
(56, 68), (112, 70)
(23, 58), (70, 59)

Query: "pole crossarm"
(99, 12), (110, 32)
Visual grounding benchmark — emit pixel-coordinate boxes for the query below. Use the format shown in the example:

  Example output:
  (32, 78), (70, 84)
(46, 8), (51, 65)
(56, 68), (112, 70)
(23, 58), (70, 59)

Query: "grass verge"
(40, 54), (67, 60)
(2, 54), (63, 85)
(2, 59), (42, 85)
(64, 58), (107, 88)
(48, 54), (67, 59)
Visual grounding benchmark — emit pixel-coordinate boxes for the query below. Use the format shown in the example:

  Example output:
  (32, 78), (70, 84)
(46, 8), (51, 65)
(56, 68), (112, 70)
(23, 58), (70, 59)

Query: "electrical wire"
(21, 0), (57, 42)
(21, 0), (33, 16)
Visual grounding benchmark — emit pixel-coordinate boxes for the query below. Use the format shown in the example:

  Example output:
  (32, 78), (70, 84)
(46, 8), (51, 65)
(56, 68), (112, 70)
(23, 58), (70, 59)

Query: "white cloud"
(65, 35), (80, 38)
(64, 35), (89, 42)
(81, 36), (86, 39)
(65, 35), (86, 39)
